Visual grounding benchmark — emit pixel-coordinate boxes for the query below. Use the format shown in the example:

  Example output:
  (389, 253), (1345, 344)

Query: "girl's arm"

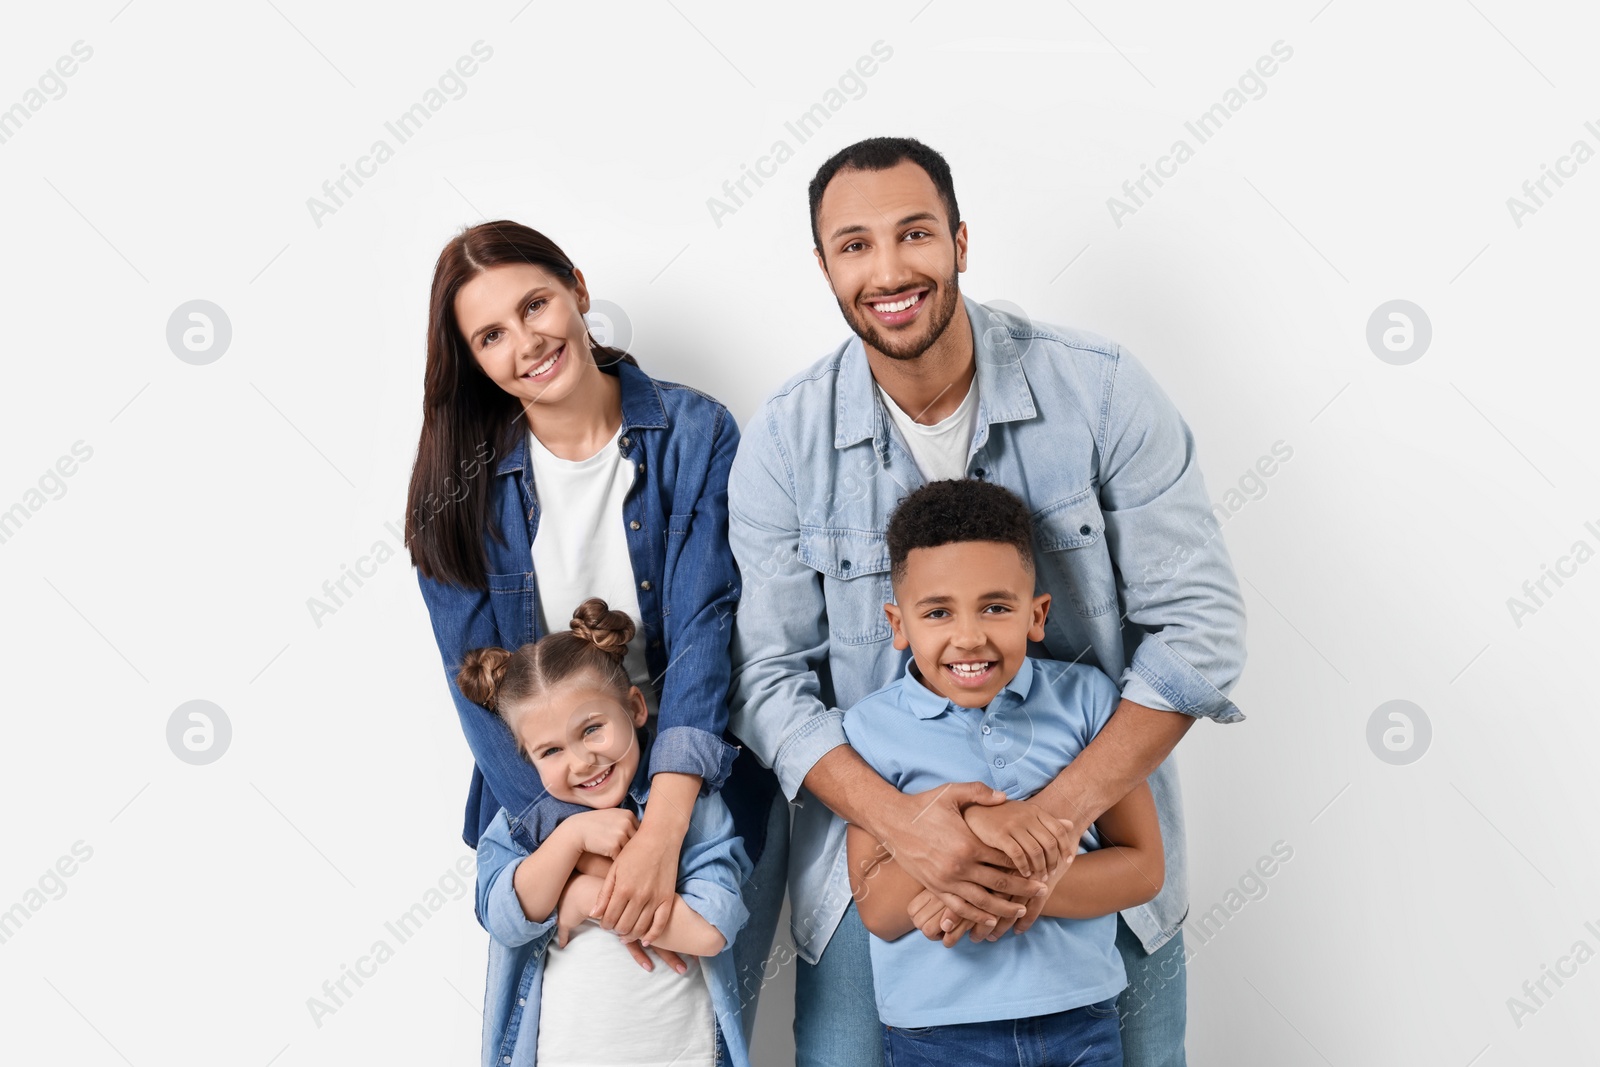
(558, 874), (726, 956)
(1041, 779), (1164, 919)
(510, 808), (638, 923)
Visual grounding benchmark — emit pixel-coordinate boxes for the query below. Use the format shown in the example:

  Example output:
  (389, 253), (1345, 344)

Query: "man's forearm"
(802, 743), (906, 839)
(1032, 698), (1194, 829)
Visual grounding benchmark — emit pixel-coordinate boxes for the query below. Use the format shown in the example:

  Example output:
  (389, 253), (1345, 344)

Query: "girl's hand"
(561, 808), (639, 859)
(591, 818), (684, 946)
(555, 873), (602, 949)
(573, 851), (615, 878)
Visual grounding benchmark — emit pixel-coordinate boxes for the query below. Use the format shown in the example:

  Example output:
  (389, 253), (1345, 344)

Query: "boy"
(844, 478), (1165, 1066)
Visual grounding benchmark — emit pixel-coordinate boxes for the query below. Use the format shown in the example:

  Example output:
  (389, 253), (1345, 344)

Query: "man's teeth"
(947, 662), (992, 677)
(872, 292), (922, 314)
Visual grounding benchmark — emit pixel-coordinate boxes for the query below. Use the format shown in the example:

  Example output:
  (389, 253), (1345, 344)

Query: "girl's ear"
(626, 685), (649, 727)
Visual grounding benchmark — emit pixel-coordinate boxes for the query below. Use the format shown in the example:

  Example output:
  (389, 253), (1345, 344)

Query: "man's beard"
(837, 268), (961, 362)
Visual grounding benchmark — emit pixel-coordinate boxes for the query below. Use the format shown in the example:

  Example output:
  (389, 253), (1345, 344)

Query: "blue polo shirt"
(842, 655), (1129, 1028)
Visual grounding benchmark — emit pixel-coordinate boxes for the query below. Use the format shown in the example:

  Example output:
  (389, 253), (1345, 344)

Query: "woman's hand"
(590, 772), (700, 946)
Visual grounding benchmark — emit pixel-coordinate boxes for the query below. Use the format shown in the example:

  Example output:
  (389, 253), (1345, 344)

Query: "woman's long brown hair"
(405, 221), (636, 588)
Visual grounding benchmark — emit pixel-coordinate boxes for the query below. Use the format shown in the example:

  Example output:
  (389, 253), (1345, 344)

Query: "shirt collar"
(901, 655), (1036, 719)
(833, 295), (1038, 453)
(494, 358), (665, 476)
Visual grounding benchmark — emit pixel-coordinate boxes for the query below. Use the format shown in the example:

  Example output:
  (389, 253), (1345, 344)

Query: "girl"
(405, 222), (784, 1039)
(460, 598), (752, 1066)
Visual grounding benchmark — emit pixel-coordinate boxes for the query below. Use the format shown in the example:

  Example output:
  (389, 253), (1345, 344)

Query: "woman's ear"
(626, 685), (649, 727)
(571, 267), (591, 315)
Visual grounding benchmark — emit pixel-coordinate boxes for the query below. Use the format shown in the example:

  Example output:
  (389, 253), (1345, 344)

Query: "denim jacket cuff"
(509, 794), (588, 852)
(648, 726), (740, 794)
(485, 857), (557, 947)
(772, 709), (848, 801)
(1123, 638), (1244, 723)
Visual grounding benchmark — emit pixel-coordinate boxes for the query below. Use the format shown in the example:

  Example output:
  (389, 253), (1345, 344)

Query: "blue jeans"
(732, 789), (789, 1047)
(796, 905), (1188, 1067)
(883, 998), (1122, 1067)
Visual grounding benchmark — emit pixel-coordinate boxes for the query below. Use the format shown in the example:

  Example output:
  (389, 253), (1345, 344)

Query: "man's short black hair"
(807, 136), (961, 253)
(887, 478), (1034, 584)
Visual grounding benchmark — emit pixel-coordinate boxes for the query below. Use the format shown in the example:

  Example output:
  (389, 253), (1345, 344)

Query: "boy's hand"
(962, 800), (1073, 879)
(560, 808), (638, 859)
(908, 888), (982, 947)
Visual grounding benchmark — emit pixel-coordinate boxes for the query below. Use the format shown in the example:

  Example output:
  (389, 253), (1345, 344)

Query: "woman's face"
(454, 262), (600, 412)
(509, 675), (649, 809)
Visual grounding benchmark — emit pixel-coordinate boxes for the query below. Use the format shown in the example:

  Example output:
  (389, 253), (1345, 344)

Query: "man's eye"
(842, 241), (864, 253)
(904, 229), (930, 240)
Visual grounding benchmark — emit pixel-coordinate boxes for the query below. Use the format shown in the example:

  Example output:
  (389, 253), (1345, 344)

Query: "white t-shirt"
(527, 426), (656, 713)
(537, 920), (716, 1065)
(876, 374), (979, 483)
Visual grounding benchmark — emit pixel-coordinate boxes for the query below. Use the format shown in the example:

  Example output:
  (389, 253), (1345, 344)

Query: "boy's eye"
(924, 608), (950, 619)
(983, 604), (1011, 614)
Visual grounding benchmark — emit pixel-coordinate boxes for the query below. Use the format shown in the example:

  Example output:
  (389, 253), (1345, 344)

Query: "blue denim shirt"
(475, 751), (754, 1067)
(727, 297), (1247, 962)
(416, 360), (747, 853)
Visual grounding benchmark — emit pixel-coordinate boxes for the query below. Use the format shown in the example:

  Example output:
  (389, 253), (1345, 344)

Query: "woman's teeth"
(523, 348), (561, 378)
(872, 292), (922, 313)
(576, 766), (613, 790)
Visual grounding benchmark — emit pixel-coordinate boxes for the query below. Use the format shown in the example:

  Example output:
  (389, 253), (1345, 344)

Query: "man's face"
(813, 161), (968, 361)
(885, 540), (1050, 709)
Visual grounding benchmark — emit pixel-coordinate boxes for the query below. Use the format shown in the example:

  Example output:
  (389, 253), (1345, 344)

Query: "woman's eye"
(524, 298), (546, 317)
(481, 329), (500, 348)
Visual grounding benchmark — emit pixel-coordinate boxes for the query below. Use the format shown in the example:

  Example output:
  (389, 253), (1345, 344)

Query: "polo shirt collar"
(902, 655), (1036, 718)
(833, 295), (1038, 453)
(494, 358), (665, 476)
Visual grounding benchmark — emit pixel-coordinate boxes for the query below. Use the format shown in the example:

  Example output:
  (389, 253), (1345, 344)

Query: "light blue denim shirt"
(844, 656), (1129, 1028)
(727, 297), (1246, 963)
(475, 755), (753, 1067)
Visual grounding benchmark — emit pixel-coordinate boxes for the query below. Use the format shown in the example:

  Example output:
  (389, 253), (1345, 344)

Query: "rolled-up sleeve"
(673, 795), (752, 947)
(726, 409), (850, 800)
(475, 811), (558, 947)
(652, 403), (743, 792)
(1097, 345), (1247, 723)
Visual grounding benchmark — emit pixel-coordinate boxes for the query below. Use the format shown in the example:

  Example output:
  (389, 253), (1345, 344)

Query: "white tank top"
(536, 919), (717, 1065)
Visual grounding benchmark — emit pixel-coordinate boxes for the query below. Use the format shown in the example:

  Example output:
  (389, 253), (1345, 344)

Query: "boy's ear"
(1028, 592), (1051, 643)
(884, 602), (910, 651)
(626, 685), (649, 727)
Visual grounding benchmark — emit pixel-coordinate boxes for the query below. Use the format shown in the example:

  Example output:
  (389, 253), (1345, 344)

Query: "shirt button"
(630, 520), (641, 530)
(1079, 524), (1092, 536)
(841, 560), (852, 571)
(621, 436), (631, 448)
(981, 725), (991, 734)
(973, 468), (986, 479)
(994, 757), (1005, 768)
(503, 1057), (513, 1064)
(637, 461), (645, 473)
(517, 998), (525, 1006)
(640, 580), (652, 591)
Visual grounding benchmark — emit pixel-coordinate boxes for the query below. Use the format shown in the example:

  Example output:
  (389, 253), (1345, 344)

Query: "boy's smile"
(885, 540), (1050, 709)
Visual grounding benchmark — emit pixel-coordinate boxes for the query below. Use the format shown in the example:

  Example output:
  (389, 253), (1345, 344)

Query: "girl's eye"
(538, 746), (560, 759)
(583, 723), (603, 737)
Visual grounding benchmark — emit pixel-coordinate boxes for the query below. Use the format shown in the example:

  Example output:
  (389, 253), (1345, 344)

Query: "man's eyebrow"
(467, 286), (541, 345)
(827, 211), (942, 243)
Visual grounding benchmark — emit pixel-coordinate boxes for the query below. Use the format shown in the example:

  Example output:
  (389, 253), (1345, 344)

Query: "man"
(728, 136), (1245, 1067)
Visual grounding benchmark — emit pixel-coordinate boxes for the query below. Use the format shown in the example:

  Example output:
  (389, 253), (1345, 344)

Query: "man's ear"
(626, 685), (649, 727)
(953, 220), (969, 274)
(1028, 592), (1051, 643)
(884, 602), (910, 651)
(814, 246), (830, 281)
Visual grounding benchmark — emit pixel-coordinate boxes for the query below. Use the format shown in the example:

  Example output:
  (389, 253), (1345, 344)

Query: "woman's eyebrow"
(467, 286), (542, 345)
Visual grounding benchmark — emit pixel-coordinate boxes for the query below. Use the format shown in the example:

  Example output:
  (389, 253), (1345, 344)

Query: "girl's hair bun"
(456, 645), (513, 709)
(567, 598), (635, 662)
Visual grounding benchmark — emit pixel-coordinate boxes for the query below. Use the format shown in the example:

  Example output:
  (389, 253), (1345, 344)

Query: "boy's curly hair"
(886, 478), (1035, 583)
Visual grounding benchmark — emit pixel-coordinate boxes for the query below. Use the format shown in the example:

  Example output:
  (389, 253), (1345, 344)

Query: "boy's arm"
(849, 824), (1024, 941)
(1041, 779), (1164, 919)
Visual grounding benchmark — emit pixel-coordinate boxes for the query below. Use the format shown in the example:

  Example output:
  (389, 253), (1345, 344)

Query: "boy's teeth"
(948, 662), (992, 677)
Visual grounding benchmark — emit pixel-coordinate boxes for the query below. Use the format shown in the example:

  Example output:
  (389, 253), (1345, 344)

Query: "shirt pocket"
(798, 525), (894, 645)
(1033, 489), (1120, 619)
(484, 570), (534, 644)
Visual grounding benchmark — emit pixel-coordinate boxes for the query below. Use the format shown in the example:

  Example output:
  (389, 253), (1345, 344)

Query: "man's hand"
(962, 800), (1075, 879)
(875, 781), (1050, 931)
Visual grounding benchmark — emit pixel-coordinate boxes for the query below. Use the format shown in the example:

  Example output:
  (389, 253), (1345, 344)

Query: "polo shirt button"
(994, 757), (1004, 768)
(630, 520), (641, 530)
(640, 580), (651, 590)
(981, 725), (991, 734)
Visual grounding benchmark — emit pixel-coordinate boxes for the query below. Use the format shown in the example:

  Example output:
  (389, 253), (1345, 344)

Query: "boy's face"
(885, 541), (1050, 709)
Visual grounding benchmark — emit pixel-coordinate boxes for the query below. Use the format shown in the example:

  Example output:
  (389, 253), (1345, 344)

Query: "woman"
(405, 221), (784, 1051)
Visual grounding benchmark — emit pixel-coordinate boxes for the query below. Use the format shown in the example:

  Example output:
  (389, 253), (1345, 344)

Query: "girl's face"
(511, 675), (649, 809)
(454, 262), (601, 413)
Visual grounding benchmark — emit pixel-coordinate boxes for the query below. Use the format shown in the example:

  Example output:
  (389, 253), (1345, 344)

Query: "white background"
(2, 1), (1597, 1064)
